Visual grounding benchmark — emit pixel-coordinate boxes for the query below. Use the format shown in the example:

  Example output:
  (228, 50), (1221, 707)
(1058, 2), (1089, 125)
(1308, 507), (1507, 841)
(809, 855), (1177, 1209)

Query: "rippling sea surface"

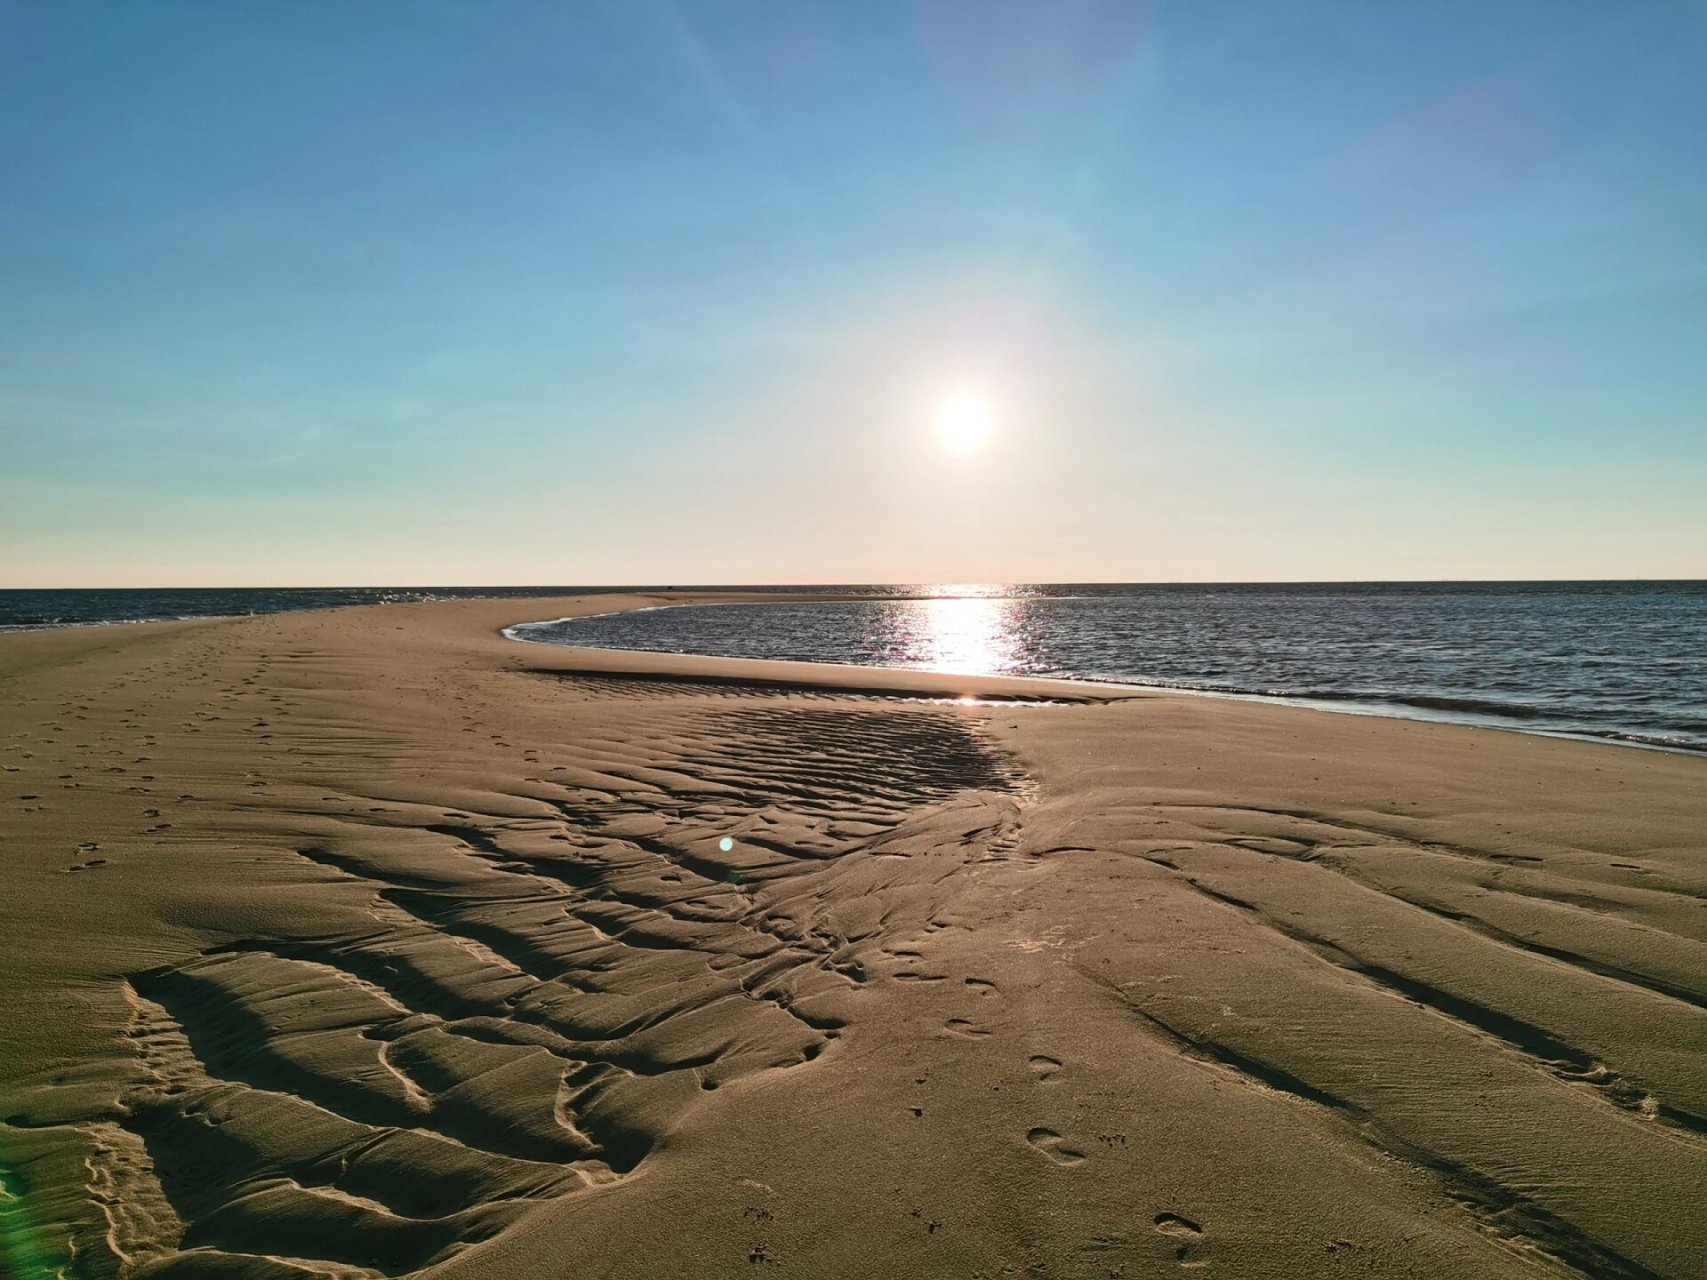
(512, 583), (1707, 754)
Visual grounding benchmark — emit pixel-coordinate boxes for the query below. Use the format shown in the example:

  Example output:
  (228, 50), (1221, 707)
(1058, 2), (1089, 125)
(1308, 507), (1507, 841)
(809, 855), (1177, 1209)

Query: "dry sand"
(2, 592), (1704, 1279)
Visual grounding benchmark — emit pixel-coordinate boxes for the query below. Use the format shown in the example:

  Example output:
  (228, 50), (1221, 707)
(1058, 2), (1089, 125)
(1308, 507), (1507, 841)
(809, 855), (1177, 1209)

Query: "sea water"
(510, 582), (1707, 754)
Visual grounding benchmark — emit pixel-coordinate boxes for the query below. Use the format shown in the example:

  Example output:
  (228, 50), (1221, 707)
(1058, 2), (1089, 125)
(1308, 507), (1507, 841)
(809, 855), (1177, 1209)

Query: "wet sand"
(2, 592), (1704, 1279)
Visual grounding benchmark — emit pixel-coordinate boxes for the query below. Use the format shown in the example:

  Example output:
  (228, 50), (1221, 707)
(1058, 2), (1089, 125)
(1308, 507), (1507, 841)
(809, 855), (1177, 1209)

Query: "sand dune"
(2, 594), (1704, 1278)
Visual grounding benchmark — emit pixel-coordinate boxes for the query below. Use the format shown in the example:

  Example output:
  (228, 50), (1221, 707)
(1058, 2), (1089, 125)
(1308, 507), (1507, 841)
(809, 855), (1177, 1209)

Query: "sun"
(934, 390), (995, 454)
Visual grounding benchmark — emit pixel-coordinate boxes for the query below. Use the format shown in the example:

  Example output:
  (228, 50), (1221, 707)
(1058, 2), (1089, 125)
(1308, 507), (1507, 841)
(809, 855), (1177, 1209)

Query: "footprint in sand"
(942, 1018), (992, 1039)
(963, 977), (998, 997)
(1026, 1128), (1085, 1166)
(1154, 1213), (1206, 1266)
(1028, 1055), (1063, 1082)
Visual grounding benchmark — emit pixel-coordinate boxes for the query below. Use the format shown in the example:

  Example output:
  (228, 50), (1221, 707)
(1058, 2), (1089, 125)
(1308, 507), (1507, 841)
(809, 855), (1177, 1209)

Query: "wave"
(1326, 691), (1547, 720)
(1028, 673), (1707, 754)
(1089, 676), (1551, 723)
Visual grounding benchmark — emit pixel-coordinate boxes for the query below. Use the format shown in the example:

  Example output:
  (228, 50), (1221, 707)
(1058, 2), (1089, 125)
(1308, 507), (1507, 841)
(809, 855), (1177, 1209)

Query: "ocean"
(508, 582), (1707, 755)
(3, 583), (1702, 754)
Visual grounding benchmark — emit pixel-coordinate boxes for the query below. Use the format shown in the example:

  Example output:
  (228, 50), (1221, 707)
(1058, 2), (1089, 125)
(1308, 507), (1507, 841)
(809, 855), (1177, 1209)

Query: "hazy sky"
(3, 1), (1703, 586)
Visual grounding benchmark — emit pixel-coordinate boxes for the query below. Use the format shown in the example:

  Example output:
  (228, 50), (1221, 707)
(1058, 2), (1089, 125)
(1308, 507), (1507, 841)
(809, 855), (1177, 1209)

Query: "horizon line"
(5, 577), (1705, 592)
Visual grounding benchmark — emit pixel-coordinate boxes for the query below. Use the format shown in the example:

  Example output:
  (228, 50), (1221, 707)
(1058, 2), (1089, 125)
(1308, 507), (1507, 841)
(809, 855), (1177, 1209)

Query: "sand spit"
(2, 592), (1704, 1278)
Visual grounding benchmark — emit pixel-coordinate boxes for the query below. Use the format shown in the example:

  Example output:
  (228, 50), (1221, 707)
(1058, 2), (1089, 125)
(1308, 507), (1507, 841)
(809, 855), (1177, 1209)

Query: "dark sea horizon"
(5, 582), (1705, 755)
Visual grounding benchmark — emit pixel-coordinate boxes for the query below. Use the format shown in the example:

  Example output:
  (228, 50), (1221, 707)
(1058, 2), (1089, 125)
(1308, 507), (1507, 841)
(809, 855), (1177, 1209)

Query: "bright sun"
(934, 390), (995, 454)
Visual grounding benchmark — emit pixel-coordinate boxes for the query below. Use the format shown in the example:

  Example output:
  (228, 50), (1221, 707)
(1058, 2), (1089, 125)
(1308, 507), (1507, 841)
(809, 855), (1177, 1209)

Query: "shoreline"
(504, 595), (1707, 758)
(3, 593), (1704, 1278)
(5, 583), (1700, 756)
(1, 586), (1699, 752)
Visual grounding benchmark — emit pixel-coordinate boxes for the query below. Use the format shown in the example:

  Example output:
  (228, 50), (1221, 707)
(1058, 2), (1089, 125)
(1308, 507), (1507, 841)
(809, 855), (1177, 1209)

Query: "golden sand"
(3, 593), (1704, 1278)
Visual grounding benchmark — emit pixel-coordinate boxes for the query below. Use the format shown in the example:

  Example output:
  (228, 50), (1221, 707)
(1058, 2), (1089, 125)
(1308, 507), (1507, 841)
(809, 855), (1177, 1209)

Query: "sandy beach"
(3, 592), (1704, 1279)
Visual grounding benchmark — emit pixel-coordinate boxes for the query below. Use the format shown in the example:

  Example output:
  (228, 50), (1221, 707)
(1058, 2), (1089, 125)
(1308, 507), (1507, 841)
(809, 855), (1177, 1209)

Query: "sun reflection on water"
(906, 596), (1023, 676)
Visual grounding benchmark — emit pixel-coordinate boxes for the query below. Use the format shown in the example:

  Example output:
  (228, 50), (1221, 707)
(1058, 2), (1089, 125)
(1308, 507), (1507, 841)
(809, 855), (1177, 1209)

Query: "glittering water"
(511, 583), (1707, 754)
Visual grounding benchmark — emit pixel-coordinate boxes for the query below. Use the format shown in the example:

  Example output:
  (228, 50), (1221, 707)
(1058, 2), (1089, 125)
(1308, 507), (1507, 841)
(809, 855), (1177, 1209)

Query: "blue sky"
(2, 0), (1703, 585)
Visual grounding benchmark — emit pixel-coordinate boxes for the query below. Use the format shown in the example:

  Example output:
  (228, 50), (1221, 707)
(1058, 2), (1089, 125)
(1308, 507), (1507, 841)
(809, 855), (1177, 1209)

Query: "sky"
(2, 0), (1704, 586)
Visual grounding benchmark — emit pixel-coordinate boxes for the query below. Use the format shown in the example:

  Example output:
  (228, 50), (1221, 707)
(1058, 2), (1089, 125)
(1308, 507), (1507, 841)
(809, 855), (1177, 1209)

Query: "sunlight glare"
(915, 596), (1020, 675)
(934, 390), (995, 454)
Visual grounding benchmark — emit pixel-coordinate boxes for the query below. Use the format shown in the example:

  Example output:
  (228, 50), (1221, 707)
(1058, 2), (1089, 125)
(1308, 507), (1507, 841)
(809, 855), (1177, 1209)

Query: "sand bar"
(3, 592), (1705, 1279)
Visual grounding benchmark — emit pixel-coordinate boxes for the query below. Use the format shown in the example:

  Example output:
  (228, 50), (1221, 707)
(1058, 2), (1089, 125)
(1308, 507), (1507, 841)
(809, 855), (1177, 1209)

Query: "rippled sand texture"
(2, 594), (1704, 1278)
